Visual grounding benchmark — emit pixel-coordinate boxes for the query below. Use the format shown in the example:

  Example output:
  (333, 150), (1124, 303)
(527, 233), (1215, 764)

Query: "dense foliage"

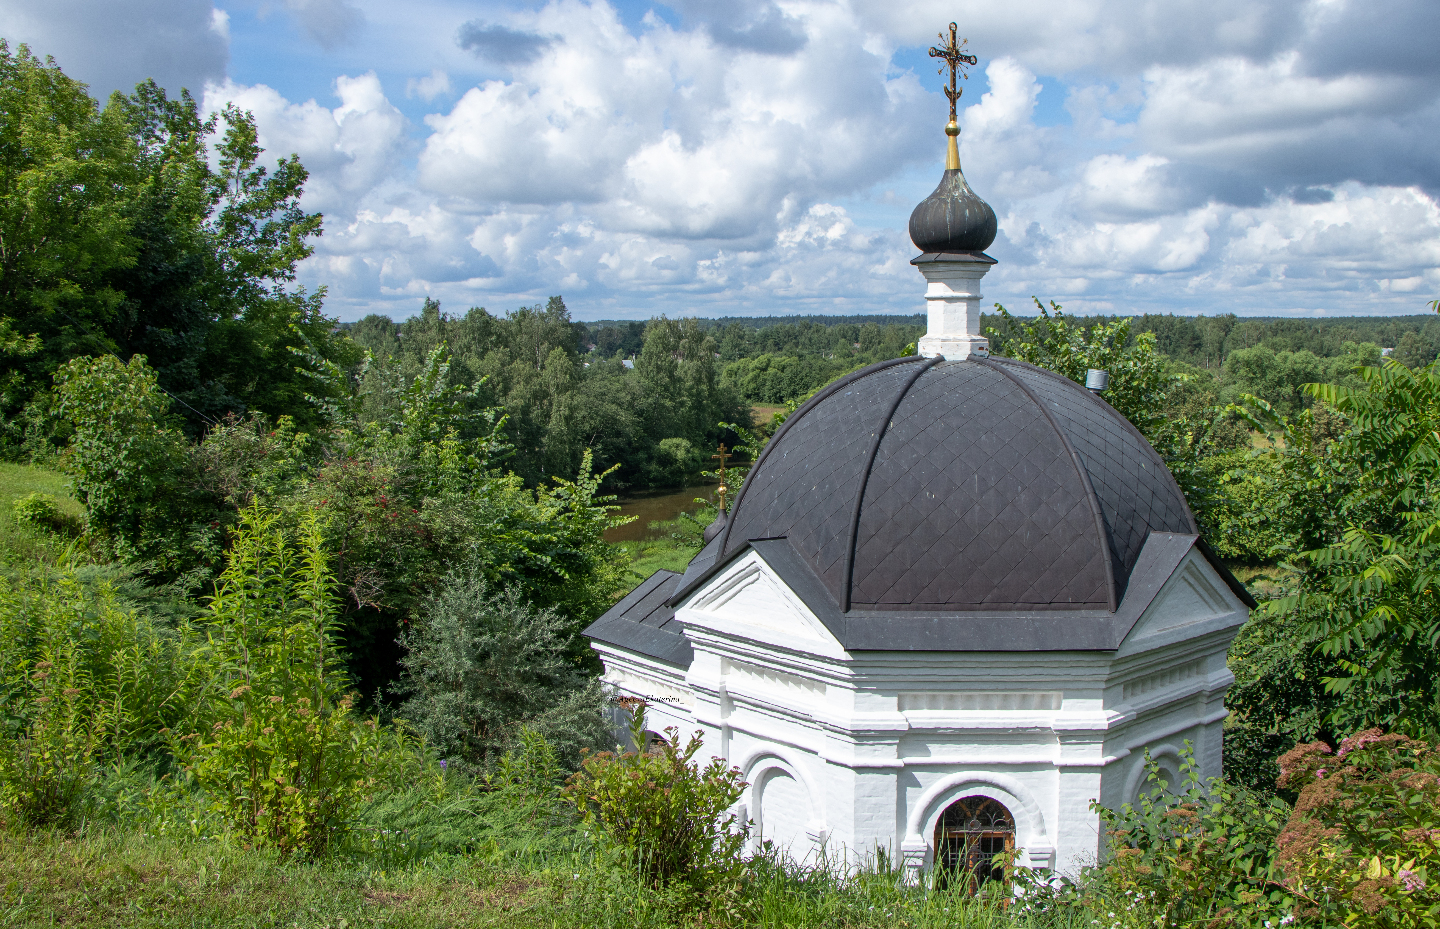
(347, 300), (749, 492)
(44, 345), (629, 699)
(1081, 733), (1440, 928)
(563, 710), (748, 899)
(0, 43), (351, 451)
(1276, 730), (1440, 926)
(397, 568), (612, 774)
(174, 508), (412, 856)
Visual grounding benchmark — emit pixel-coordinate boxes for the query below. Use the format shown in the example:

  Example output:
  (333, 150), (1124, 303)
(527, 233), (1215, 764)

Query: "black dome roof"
(715, 355), (1197, 613)
(909, 167), (997, 253)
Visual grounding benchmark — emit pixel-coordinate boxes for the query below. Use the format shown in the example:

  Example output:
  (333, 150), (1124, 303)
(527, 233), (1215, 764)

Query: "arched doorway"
(933, 796), (1015, 892)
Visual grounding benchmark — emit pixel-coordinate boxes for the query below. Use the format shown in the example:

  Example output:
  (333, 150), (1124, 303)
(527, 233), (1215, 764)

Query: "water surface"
(605, 482), (718, 543)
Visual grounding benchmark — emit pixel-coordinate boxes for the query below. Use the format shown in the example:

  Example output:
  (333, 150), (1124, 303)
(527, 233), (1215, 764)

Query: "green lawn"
(616, 538), (701, 586)
(0, 462), (84, 569)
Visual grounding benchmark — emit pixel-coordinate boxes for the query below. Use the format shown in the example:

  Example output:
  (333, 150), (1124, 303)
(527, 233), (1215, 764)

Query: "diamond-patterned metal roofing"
(720, 359), (926, 606)
(717, 355), (1196, 613)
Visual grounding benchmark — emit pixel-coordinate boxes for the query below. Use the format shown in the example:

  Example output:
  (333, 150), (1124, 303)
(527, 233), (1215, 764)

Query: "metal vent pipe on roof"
(1085, 369), (1109, 393)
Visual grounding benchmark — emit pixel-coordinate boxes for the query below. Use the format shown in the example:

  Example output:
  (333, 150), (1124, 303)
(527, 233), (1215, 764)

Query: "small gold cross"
(929, 22), (978, 124)
(712, 443), (731, 513)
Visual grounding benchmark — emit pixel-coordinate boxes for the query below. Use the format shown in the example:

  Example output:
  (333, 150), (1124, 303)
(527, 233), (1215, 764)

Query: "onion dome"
(909, 121), (997, 254)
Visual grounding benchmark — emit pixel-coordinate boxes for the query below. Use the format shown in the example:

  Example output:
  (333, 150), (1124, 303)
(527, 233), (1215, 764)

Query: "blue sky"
(3, 0), (1438, 322)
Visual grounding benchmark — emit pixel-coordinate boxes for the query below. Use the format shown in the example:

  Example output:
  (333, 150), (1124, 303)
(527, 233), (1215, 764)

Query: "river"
(604, 482), (719, 543)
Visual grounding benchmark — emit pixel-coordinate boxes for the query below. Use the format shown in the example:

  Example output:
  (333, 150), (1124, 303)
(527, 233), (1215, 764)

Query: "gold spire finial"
(711, 443), (731, 513)
(928, 23), (976, 170)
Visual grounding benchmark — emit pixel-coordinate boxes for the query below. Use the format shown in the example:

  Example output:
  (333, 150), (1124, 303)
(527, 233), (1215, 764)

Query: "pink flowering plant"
(1276, 729), (1440, 927)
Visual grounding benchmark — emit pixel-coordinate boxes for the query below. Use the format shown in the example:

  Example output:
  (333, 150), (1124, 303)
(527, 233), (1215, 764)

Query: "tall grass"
(0, 772), (1102, 929)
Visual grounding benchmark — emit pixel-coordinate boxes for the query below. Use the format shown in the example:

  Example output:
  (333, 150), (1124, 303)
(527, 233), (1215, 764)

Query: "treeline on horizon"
(348, 302), (1440, 489)
(573, 309), (1440, 368)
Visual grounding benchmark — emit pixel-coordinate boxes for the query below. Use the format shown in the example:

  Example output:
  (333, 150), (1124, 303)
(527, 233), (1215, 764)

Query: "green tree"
(0, 45), (346, 438)
(0, 43), (137, 397)
(396, 568), (611, 774)
(1265, 361), (1440, 740)
(1392, 330), (1437, 370)
(987, 298), (1169, 434)
(51, 354), (189, 567)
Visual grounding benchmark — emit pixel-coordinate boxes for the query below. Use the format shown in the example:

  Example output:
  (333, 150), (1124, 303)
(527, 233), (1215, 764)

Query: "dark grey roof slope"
(708, 355), (1198, 613)
(585, 355), (1254, 665)
(584, 570), (691, 667)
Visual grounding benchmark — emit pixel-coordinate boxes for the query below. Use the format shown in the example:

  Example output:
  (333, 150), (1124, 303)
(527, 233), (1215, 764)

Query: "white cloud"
(417, 0), (928, 243)
(205, 72), (408, 222)
(215, 0), (1440, 319)
(1070, 154), (1186, 220)
(407, 68), (450, 101)
(0, 0), (228, 98)
(24, 0), (1439, 319)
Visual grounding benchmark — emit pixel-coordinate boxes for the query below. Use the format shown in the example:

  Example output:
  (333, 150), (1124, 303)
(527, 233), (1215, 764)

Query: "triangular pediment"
(1115, 549), (1249, 656)
(676, 549), (848, 659)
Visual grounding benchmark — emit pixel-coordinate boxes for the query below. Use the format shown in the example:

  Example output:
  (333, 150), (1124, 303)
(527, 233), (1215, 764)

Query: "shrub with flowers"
(1093, 745), (1297, 926)
(1275, 729), (1440, 927)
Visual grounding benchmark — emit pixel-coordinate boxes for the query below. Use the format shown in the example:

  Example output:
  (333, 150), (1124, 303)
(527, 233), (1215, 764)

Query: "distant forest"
(342, 302), (1440, 497)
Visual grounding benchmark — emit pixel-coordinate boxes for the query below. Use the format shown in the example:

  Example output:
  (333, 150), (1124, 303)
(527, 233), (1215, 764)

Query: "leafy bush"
(1252, 362), (1440, 742)
(562, 711), (748, 897)
(10, 492), (61, 530)
(1276, 730), (1440, 926)
(52, 354), (193, 572)
(396, 568), (612, 774)
(1094, 746), (1296, 925)
(176, 506), (411, 857)
(0, 564), (198, 824)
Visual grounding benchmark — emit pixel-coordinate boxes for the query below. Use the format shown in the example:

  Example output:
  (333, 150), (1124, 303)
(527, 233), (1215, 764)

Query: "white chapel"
(584, 35), (1255, 883)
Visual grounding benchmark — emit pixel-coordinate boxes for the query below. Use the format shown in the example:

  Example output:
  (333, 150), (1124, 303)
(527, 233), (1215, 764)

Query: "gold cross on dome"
(712, 443), (731, 513)
(929, 22), (977, 123)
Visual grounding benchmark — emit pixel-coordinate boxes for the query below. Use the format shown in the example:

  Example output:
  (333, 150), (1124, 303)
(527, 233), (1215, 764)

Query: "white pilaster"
(914, 260), (993, 361)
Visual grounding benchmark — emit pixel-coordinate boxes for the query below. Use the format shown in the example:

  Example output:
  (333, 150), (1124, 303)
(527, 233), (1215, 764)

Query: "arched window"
(933, 796), (1015, 892)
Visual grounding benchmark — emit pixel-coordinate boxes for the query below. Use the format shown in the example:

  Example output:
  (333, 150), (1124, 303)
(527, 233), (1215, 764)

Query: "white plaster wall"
(594, 540), (1252, 881)
(756, 768), (810, 852)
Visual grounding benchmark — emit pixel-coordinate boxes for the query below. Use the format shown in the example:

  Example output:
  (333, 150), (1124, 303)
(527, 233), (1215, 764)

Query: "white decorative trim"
(1121, 660), (1204, 701)
(679, 551), (847, 658)
(723, 657), (826, 704)
(1118, 551), (1249, 655)
(900, 692), (1061, 712)
(692, 561), (765, 611)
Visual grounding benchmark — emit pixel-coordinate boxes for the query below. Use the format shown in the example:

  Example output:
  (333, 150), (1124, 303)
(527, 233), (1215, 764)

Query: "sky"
(2, 0), (1439, 322)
